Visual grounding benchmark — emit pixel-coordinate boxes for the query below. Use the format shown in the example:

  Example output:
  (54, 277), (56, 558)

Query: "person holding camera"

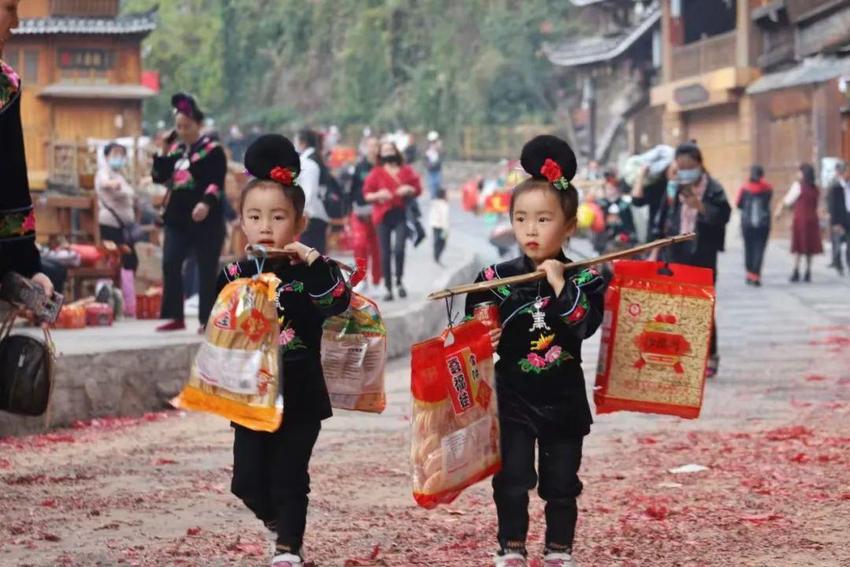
(651, 142), (731, 378)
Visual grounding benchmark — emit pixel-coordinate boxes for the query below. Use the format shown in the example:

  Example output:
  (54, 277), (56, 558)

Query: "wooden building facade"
(7, 0), (156, 191)
(650, 0), (850, 210)
(545, 0), (662, 163)
(650, 0), (760, 197)
(746, 0), (850, 192)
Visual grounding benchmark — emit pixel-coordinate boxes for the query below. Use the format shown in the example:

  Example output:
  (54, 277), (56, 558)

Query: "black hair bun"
(244, 134), (302, 183)
(520, 135), (577, 182)
(171, 92), (204, 122)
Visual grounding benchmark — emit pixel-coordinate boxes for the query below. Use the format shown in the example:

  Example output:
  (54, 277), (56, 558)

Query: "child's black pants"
(231, 420), (321, 554)
(494, 421), (583, 554)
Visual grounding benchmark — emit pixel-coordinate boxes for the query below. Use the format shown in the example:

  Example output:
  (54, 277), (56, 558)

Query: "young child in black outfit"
(465, 136), (606, 567)
(220, 134), (351, 567)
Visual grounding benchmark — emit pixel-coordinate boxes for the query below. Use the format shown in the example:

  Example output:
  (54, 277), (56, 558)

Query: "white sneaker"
(271, 552), (303, 567)
(494, 552), (527, 567)
(543, 551), (577, 567)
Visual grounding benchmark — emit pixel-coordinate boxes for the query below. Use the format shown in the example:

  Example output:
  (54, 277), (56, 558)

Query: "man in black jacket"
(827, 162), (850, 275)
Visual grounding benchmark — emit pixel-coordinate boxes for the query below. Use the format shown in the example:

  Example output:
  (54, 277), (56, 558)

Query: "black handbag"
(0, 311), (55, 416)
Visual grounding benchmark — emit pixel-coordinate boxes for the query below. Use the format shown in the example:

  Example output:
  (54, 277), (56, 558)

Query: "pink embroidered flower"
(1, 61), (20, 90)
(173, 169), (192, 186)
(527, 353), (547, 368)
(332, 281), (346, 298)
(544, 346), (562, 364)
(538, 297), (550, 309)
(204, 183), (219, 196)
(227, 263), (240, 277)
(21, 211), (36, 233)
(278, 327), (296, 346)
(568, 306), (586, 323)
(484, 266), (496, 281)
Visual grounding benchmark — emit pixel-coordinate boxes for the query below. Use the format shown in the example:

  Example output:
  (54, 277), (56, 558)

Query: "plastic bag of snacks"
(595, 260), (715, 419)
(321, 291), (387, 413)
(171, 271), (283, 432)
(410, 319), (500, 509)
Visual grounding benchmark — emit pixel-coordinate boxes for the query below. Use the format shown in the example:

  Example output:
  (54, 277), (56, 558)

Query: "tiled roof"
(746, 55), (850, 94)
(545, 4), (660, 67)
(12, 11), (156, 36)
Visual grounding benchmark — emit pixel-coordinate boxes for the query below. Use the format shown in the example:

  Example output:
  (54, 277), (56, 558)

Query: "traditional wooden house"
(545, 0), (662, 163)
(746, 0), (850, 192)
(7, 0), (156, 191)
(649, 0), (761, 196)
(650, 0), (850, 207)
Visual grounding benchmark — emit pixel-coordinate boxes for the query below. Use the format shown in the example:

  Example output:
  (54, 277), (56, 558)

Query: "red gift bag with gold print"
(595, 260), (715, 419)
(410, 320), (501, 509)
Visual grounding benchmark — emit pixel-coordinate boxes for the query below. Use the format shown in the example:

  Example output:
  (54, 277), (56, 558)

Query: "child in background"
(430, 187), (450, 265)
(465, 136), (606, 567)
(597, 167), (637, 251)
(221, 134), (351, 567)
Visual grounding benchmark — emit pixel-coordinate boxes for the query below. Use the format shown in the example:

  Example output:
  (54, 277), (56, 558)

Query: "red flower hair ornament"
(540, 158), (572, 192)
(269, 166), (296, 186)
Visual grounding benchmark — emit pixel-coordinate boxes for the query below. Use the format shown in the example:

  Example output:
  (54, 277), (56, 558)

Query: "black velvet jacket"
(464, 253), (606, 437)
(151, 134), (226, 229)
(217, 256), (351, 423)
(0, 62), (41, 279)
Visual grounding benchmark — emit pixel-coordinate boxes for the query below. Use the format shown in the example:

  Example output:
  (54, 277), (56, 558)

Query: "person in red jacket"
(362, 141), (422, 301)
(736, 165), (773, 286)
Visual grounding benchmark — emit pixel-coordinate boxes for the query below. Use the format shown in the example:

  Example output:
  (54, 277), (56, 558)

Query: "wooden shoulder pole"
(426, 233), (696, 301)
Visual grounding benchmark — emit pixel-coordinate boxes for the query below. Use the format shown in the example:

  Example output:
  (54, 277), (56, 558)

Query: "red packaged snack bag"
(410, 319), (501, 509)
(595, 260), (715, 419)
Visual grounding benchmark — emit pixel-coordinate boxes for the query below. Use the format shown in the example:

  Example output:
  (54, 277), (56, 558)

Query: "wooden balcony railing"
(671, 31), (737, 82)
(50, 0), (118, 18)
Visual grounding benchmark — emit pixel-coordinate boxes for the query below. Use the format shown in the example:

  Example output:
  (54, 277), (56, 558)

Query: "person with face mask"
(95, 142), (140, 313)
(362, 140), (423, 301)
(651, 142), (731, 378)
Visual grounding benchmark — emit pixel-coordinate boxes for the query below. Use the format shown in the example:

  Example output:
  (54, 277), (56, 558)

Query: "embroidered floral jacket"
(152, 134), (226, 229)
(217, 256), (351, 422)
(1, 60), (41, 280)
(464, 253), (606, 436)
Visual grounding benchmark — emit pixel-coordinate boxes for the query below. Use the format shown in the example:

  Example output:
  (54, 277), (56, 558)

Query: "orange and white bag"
(171, 272), (282, 432)
(321, 291), (387, 413)
(410, 319), (501, 509)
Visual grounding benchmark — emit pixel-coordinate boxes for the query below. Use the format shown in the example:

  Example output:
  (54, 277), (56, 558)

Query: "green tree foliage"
(123, 0), (575, 137)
